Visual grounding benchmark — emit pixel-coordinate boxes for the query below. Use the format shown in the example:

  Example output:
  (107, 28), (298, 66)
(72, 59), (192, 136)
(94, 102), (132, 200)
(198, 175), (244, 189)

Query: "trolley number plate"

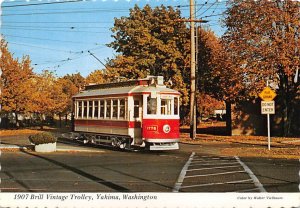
(146, 125), (158, 131)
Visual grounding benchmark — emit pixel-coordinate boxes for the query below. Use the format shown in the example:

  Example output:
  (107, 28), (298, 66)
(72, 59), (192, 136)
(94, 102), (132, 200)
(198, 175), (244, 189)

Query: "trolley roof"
(73, 76), (180, 99)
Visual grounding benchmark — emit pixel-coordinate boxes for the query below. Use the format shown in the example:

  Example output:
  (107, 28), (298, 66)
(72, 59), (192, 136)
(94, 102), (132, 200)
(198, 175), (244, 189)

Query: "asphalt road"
(1, 142), (299, 192)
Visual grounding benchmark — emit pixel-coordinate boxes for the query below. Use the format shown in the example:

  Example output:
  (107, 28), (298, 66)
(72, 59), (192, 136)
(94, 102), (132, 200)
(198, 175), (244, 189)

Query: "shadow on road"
(20, 149), (130, 192)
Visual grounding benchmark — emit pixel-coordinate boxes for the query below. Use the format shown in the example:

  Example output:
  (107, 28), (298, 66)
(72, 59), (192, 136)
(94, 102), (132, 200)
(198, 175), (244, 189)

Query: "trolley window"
(147, 97), (157, 115)
(78, 101), (82, 118)
(134, 100), (140, 118)
(88, 101), (93, 118)
(106, 100), (111, 119)
(94, 100), (99, 118)
(174, 97), (179, 115)
(112, 100), (118, 118)
(161, 99), (171, 115)
(119, 99), (125, 119)
(83, 101), (87, 118)
(100, 100), (104, 118)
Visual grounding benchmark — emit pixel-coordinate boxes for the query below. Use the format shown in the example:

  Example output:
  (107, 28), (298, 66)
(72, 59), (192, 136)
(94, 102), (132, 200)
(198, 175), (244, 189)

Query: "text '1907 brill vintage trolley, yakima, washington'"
(72, 76), (180, 150)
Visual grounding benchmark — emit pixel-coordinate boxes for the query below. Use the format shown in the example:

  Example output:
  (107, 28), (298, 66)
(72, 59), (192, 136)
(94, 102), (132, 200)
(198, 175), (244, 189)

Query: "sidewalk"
(0, 132), (105, 153)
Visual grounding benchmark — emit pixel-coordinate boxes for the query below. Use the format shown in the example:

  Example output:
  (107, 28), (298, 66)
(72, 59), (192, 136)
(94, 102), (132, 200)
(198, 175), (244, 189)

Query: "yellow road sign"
(259, 86), (277, 101)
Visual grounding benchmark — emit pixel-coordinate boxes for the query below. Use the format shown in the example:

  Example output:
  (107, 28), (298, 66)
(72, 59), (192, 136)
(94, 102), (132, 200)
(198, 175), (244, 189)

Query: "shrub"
(29, 132), (57, 145)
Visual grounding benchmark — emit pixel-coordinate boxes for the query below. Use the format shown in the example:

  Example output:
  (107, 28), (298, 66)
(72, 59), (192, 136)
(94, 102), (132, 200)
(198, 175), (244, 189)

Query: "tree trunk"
(225, 100), (232, 136)
(59, 114), (62, 128)
(65, 114), (68, 127)
(71, 113), (75, 132)
(39, 114), (44, 130)
(15, 111), (19, 129)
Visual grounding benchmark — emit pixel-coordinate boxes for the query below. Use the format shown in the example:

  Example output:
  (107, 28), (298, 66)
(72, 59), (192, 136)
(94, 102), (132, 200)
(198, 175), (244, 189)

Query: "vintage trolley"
(72, 76), (180, 150)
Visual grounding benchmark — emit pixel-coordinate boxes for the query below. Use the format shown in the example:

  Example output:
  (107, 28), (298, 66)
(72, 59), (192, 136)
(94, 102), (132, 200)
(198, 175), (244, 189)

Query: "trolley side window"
(174, 97), (179, 115)
(161, 99), (171, 115)
(134, 100), (140, 118)
(88, 101), (93, 118)
(100, 100), (104, 118)
(83, 101), (88, 118)
(94, 100), (99, 118)
(112, 100), (118, 118)
(119, 99), (125, 119)
(77, 101), (82, 118)
(147, 97), (157, 115)
(106, 100), (111, 119)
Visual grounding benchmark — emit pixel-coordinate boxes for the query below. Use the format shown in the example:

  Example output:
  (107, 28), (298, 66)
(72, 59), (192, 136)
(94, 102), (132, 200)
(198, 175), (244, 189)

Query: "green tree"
(107, 4), (190, 105)
(0, 40), (33, 127)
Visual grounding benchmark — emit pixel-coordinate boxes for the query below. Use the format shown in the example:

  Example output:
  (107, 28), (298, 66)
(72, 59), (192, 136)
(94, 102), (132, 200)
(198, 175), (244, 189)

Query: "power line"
(2, 0), (89, 8)
(2, 8), (130, 16)
(2, 21), (113, 24)
(197, 0), (218, 18)
(2, 25), (110, 29)
(7, 41), (79, 53)
(2, 33), (102, 45)
(3, 27), (110, 34)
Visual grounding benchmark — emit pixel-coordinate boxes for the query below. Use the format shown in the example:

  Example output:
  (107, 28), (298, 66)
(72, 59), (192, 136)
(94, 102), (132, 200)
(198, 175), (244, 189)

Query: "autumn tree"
(0, 40), (33, 127)
(56, 77), (78, 126)
(107, 4), (190, 105)
(85, 69), (106, 85)
(63, 73), (85, 93)
(195, 28), (228, 124)
(196, 93), (225, 120)
(27, 71), (68, 128)
(220, 0), (300, 136)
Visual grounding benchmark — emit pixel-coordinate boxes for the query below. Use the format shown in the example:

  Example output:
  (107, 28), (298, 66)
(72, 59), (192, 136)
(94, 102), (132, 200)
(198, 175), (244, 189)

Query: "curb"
(0, 145), (105, 153)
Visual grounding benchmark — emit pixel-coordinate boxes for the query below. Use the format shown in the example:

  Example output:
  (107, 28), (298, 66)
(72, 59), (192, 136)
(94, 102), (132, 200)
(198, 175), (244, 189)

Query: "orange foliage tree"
(0, 40), (34, 127)
(220, 0), (300, 136)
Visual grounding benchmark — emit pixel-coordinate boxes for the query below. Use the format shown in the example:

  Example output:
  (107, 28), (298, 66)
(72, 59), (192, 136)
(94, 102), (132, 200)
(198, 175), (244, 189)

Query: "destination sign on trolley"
(261, 101), (275, 114)
(259, 86), (277, 101)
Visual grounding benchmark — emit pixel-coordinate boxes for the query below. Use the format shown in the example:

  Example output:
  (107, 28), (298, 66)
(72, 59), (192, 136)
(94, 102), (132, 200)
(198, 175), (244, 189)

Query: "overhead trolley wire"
(3, 27), (110, 34)
(2, 8), (131, 16)
(2, 25), (110, 29)
(2, 21), (113, 24)
(2, 0), (90, 8)
(7, 41), (79, 53)
(196, 0), (218, 18)
(2, 33), (102, 45)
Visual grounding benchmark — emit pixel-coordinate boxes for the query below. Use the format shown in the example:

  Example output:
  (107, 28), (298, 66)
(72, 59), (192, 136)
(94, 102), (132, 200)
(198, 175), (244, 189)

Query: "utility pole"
(174, 1), (208, 140)
(189, 0), (208, 139)
(190, 0), (196, 140)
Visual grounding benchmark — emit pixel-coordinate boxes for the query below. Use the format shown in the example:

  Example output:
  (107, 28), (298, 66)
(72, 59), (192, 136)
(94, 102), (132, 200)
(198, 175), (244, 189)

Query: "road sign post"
(259, 86), (277, 150)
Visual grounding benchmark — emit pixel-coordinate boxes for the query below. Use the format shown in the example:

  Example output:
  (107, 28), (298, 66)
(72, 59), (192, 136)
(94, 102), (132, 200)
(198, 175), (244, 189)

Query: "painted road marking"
(189, 161), (240, 167)
(180, 179), (253, 189)
(172, 152), (195, 192)
(184, 170), (245, 178)
(186, 165), (241, 172)
(174, 153), (267, 192)
(191, 158), (235, 162)
(234, 156), (266, 192)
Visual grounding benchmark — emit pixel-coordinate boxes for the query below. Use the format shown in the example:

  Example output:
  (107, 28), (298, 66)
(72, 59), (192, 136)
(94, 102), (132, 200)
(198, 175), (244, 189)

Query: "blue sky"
(1, 0), (227, 77)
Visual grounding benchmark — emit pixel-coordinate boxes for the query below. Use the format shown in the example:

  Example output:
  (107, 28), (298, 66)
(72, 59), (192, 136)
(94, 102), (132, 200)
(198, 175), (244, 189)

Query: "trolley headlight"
(163, 124), (171, 133)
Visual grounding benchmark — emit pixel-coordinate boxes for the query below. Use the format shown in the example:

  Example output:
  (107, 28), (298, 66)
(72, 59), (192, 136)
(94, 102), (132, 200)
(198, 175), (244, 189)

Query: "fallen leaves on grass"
(181, 133), (300, 159)
(221, 147), (300, 159)
(0, 129), (43, 137)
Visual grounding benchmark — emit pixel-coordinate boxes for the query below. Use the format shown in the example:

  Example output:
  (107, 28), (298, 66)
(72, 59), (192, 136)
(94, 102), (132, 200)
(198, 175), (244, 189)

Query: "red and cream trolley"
(72, 76), (180, 150)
